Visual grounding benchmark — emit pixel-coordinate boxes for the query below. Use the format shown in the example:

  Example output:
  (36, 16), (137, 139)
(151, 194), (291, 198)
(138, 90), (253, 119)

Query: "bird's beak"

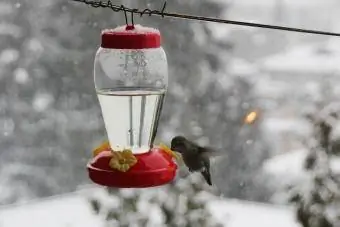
(171, 148), (181, 154)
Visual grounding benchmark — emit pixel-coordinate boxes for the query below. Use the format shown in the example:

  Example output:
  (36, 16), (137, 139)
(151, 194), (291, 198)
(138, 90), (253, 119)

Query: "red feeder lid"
(101, 24), (161, 49)
(87, 147), (177, 188)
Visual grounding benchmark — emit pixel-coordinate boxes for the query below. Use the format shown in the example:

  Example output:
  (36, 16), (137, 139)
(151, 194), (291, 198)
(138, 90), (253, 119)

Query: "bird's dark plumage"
(171, 136), (213, 186)
(200, 157), (212, 186)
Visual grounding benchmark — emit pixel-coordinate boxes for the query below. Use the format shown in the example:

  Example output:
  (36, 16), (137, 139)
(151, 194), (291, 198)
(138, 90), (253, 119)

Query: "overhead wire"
(71, 0), (340, 37)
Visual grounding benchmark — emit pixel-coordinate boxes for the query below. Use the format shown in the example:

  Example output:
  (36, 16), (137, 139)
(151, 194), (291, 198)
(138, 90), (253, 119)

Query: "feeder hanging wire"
(71, 0), (340, 37)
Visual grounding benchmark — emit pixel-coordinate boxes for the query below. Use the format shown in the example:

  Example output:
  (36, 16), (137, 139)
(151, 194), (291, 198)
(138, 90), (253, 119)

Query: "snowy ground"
(0, 187), (300, 227)
(0, 188), (106, 227)
(208, 199), (299, 227)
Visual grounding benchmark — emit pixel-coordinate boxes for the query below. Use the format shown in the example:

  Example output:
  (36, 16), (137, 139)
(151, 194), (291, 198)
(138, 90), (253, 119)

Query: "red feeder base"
(87, 147), (177, 188)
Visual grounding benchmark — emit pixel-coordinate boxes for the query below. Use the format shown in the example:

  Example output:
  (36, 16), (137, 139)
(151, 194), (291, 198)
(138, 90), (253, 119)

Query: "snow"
(0, 49), (19, 64)
(0, 3), (13, 15)
(103, 24), (160, 35)
(32, 93), (54, 112)
(208, 199), (299, 227)
(263, 149), (309, 186)
(0, 23), (21, 38)
(263, 148), (340, 204)
(259, 44), (340, 75)
(0, 187), (300, 227)
(263, 118), (310, 134)
(0, 117), (15, 136)
(208, 23), (257, 41)
(228, 58), (259, 76)
(1, 1), (339, 227)
(14, 68), (30, 84)
(233, 0), (335, 7)
(0, 190), (105, 227)
(263, 148), (340, 186)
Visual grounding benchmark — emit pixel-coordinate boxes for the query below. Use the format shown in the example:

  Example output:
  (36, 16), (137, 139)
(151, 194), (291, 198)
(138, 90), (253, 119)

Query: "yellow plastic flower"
(93, 140), (111, 157)
(109, 149), (138, 172)
(159, 143), (181, 161)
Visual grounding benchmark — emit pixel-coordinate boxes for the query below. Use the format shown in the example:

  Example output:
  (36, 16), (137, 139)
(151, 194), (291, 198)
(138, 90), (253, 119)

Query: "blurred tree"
(287, 82), (340, 227)
(88, 172), (224, 227)
(0, 0), (109, 203)
(0, 0), (68, 203)
(0, 0), (270, 211)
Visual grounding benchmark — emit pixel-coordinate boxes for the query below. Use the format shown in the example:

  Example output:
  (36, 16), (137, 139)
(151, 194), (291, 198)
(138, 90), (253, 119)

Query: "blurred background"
(1, 0), (340, 226)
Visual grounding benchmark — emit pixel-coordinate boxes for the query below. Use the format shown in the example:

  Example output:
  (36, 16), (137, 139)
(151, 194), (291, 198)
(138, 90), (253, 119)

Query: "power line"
(71, 0), (340, 37)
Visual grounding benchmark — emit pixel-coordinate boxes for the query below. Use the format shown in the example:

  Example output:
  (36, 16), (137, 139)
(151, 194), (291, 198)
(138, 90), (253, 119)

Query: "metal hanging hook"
(123, 7), (129, 26)
(122, 6), (135, 30)
(125, 10), (135, 30)
(131, 11), (135, 26)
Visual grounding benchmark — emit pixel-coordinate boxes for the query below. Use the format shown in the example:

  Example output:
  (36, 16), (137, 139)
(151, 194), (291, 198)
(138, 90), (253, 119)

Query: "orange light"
(244, 111), (258, 124)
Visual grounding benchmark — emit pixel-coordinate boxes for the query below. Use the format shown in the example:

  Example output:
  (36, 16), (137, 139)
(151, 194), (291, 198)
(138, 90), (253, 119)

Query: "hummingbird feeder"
(87, 24), (178, 188)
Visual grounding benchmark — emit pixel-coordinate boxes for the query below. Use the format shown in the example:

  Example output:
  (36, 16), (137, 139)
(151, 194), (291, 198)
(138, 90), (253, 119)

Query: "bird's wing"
(199, 146), (227, 158)
(187, 139), (226, 157)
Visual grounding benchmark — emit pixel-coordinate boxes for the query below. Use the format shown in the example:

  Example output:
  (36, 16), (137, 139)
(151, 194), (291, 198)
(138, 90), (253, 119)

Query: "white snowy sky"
(233, 0), (336, 7)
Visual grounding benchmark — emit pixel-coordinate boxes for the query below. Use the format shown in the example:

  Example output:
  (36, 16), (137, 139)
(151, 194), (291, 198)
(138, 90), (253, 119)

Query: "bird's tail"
(201, 169), (212, 186)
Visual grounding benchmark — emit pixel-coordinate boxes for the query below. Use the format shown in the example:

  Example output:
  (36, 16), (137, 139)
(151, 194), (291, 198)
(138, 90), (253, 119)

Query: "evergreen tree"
(0, 0), (112, 203)
(88, 172), (223, 227)
(288, 82), (340, 227)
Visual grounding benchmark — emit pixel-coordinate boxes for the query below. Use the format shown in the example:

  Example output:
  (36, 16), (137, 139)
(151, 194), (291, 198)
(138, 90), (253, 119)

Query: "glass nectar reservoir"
(94, 25), (168, 154)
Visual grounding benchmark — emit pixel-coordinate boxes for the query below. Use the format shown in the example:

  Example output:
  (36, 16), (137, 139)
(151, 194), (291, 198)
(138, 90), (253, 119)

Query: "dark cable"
(70, 0), (340, 37)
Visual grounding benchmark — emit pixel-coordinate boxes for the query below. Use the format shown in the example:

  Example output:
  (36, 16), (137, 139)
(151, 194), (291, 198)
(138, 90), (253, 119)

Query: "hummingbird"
(171, 136), (223, 186)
